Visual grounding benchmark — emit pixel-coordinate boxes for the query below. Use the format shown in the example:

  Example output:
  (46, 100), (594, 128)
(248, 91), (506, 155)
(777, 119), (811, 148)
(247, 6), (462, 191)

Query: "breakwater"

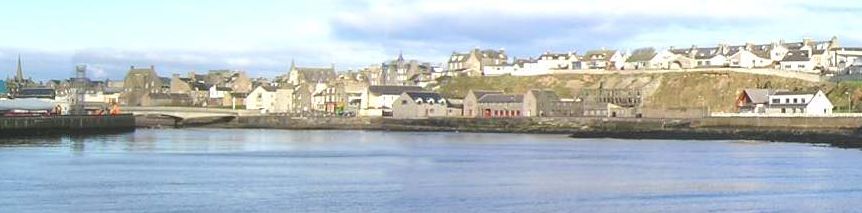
(0, 115), (136, 136)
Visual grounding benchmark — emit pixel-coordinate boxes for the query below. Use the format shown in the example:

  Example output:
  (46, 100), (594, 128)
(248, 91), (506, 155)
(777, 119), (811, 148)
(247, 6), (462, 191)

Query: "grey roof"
(743, 89), (780, 104)
(369, 85), (424, 95)
(470, 90), (503, 99)
(626, 48), (657, 62)
(294, 68), (336, 83)
(260, 86), (277, 92)
(583, 50), (616, 61)
(478, 94), (524, 103)
(405, 91), (444, 102)
(781, 50), (810, 62)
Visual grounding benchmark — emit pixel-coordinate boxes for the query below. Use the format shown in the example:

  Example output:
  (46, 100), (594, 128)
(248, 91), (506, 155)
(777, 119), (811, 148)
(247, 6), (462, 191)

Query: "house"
(207, 86), (232, 107)
(448, 48), (508, 76)
(392, 91), (449, 119)
(246, 85), (277, 113)
(510, 58), (545, 76)
(728, 46), (773, 68)
(121, 65), (164, 106)
(379, 53), (434, 86)
(536, 52), (577, 70)
(286, 60), (337, 86)
(462, 90), (503, 117)
(579, 49), (625, 70)
(779, 50), (815, 73)
(693, 47), (729, 68)
(359, 85), (425, 117)
(576, 88), (643, 117)
(623, 48), (677, 70)
(831, 47), (862, 73)
(764, 90), (833, 115)
(735, 88), (785, 113)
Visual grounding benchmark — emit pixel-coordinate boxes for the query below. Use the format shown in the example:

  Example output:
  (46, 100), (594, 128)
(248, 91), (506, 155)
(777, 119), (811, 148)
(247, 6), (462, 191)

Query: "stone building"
(122, 65), (165, 106)
(246, 85), (277, 113)
(476, 94), (524, 118)
(523, 89), (576, 117)
(285, 60), (337, 86)
(462, 90), (503, 118)
(392, 91), (449, 119)
(378, 53), (434, 86)
(447, 49), (508, 76)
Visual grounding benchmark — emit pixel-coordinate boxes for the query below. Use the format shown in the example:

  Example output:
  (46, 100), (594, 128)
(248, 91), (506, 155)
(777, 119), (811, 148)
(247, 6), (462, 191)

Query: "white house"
(623, 48), (677, 70)
(779, 50), (815, 73)
(245, 85), (277, 113)
(359, 85), (425, 117)
(536, 52), (576, 70)
(579, 49), (626, 70)
(510, 58), (548, 76)
(765, 90), (833, 115)
(729, 48), (773, 68)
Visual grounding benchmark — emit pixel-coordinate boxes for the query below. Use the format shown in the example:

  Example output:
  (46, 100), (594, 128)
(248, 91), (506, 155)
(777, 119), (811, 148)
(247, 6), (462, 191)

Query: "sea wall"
(697, 117), (862, 129)
(0, 114), (136, 136)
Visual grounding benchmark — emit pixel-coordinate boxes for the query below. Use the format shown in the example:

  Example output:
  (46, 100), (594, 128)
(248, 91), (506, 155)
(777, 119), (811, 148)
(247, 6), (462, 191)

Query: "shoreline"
(153, 116), (862, 149)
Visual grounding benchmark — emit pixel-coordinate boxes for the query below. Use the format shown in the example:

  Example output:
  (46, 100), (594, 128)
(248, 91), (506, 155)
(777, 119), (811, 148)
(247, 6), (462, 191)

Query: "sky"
(1, 0), (861, 81)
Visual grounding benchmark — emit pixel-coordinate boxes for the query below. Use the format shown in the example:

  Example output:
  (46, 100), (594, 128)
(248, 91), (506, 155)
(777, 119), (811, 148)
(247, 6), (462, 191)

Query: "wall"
(698, 117), (862, 129)
(0, 115), (135, 136)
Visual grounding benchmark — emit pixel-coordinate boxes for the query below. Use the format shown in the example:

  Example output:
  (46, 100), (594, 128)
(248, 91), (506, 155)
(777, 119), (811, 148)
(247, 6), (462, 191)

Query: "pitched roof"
(743, 89), (783, 104)
(583, 50), (616, 61)
(405, 91), (444, 102)
(294, 67), (336, 83)
(369, 85), (424, 95)
(469, 90), (503, 99)
(626, 48), (657, 62)
(478, 94), (524, 103)
(781, 50), (810, 62)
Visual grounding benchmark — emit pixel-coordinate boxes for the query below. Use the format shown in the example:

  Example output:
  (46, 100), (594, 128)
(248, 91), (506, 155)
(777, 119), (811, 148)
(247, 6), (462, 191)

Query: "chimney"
(130, 65), (135, 70)
(150, 65), (155, 70)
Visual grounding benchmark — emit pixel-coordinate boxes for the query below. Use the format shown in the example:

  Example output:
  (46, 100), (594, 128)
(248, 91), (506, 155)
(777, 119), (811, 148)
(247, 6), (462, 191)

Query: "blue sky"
(1, 0), (861, 80)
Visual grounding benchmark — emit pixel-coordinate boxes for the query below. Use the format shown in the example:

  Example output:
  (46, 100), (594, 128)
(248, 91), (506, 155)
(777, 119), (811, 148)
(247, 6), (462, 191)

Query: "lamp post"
(845, 91), (851, 113)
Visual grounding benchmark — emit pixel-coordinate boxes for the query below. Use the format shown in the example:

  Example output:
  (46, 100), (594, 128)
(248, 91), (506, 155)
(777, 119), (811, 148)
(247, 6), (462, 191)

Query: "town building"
(764, 90), (833, 115)
(476, 94), (524, 118)
(462, 90), (503, 118)
(246, 85), (277, 113)
(378, 53), (434, 86)
(523, 89), (576, 117)
(273, 86), (295, 114)
(577, 49), (626, 70)
(735, 88), (785, 113)
(448, 48), (508, 76)
(779, 50), (815, 73)
(391, 91), (449, 119)
(359, 85), (425, 117)
(285, 60), (337, 86)
(121, 65), (165, 106)
(623, 48), (678, 70)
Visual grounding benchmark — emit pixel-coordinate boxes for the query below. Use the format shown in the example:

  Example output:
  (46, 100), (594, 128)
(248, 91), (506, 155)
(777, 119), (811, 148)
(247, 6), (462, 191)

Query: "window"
(793, 98), (798, 104)
(801, 98), (806, 103)
(772, 99), (780, 104)
(798, 64), (804, 69)
(785, 65), (791, 69)
(781, 108), (786, 113)
(785, 98), (790, 103)
(401, 100), (407, 105)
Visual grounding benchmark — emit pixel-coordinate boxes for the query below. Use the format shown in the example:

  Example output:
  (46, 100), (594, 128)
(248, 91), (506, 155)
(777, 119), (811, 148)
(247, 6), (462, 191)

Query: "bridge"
(122, 106), (260, 127)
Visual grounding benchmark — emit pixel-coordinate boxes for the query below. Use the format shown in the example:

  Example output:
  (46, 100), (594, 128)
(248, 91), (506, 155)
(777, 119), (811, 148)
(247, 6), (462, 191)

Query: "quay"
(0, 114), (136, 136)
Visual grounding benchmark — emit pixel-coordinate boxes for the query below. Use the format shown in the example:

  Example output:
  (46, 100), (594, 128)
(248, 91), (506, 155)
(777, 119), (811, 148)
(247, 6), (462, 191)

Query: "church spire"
(289, 59), (296, 71)
(15, 54), (23, 82)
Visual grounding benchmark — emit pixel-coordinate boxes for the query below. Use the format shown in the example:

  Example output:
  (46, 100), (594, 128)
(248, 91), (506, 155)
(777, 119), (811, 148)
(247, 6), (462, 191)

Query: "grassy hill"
(435, 71), (844, 112)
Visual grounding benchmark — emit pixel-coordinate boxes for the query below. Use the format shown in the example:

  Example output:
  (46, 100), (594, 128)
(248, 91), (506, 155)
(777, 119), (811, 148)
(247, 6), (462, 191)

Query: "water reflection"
(1, 129), (861, 212)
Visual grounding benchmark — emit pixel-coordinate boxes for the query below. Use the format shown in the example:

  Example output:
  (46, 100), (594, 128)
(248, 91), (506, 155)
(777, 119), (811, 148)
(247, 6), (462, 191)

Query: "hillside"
(435, 71), (841, 112)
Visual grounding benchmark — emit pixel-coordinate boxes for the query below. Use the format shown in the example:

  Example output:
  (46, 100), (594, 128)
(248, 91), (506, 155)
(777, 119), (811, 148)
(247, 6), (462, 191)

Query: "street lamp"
(845, 91), (851, 113)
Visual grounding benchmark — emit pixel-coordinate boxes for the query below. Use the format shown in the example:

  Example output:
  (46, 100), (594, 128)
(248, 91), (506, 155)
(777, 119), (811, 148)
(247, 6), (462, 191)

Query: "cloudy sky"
(1, 0), (861, 80)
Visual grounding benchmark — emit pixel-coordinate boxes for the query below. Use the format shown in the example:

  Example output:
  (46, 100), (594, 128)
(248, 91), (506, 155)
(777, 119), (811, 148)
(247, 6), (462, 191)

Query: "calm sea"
(1, 129), (861, 212)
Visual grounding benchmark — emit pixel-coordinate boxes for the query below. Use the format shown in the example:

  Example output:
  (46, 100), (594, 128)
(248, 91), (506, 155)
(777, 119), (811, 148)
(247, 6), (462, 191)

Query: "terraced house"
(447, 48), (508, 76)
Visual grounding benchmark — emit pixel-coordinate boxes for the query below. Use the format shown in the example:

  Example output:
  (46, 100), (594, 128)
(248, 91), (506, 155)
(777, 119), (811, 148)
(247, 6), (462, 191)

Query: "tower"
(15, 54), (23, 83)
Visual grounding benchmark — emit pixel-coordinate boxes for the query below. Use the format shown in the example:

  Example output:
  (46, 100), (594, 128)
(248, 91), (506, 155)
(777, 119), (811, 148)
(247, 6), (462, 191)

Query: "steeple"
(289, 59), (296, 71)
(15, 54), (23, 83)
(397, 51), (404, 62)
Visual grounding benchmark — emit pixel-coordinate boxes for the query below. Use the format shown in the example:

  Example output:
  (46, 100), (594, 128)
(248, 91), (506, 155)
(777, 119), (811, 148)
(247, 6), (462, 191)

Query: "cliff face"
(436, 71), (830, 112)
